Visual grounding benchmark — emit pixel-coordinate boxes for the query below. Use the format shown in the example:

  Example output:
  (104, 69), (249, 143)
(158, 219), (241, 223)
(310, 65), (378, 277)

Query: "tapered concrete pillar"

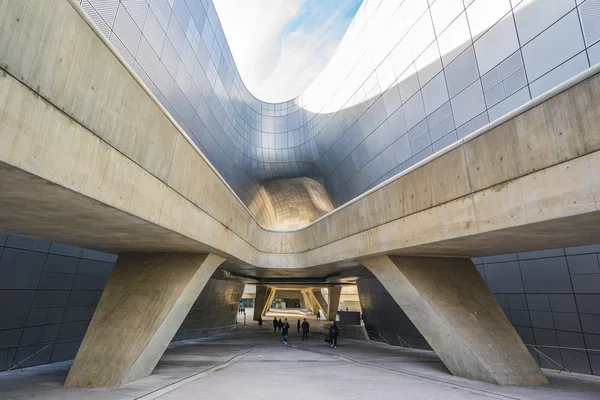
(263, 288), (275, 315)
(359, 256), (547, 386)
(302, 290), (313, 313)
(65, 253), (224, 387)
(312, 289), (327, 317)
(253, 285), (269, 321)
(298, 291), (307, 308)
(327, 286), (342, 321)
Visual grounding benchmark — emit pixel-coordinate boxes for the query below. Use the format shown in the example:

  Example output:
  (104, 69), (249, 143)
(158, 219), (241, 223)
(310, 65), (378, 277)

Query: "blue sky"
(213, 0), (363, 102)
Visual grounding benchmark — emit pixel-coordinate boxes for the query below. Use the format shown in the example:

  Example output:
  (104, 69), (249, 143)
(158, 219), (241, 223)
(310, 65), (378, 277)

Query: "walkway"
(1, 324), (599, 399)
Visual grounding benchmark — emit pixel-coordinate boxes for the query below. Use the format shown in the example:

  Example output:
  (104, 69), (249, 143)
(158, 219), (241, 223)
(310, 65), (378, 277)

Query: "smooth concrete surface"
(360, 255), (547, 386)
(253, 285), (268, 321)
(65, 253), (224, 387)
(2, 322), (599, 400)
(1, 1), (600, 275)
(327, 286), (342, 321)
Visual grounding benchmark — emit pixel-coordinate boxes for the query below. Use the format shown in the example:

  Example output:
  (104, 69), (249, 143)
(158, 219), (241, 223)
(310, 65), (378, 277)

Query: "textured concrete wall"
(359, 245), (600, 376)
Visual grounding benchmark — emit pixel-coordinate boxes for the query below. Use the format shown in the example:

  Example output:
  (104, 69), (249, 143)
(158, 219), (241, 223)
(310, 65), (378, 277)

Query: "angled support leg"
(327, 286), (342, 321)
(253, 285), (268, 321)
(262, 288), (275, 316)
(302, 290), (313, 313)
(65, 252), (224, 387)
(312, 289), (328, 317)
(359, 255), (547, 385)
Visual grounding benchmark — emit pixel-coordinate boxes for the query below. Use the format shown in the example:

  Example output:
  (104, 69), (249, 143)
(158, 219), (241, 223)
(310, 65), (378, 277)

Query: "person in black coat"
(277, 318), (283, 332)
(258, 316), (263, 328)
(282, 318), (290, 345)
(273, 317), (278, 333)
(328, 321), (339, 348)
(301, 318), (310, 340)
(297, 319), (301, 333)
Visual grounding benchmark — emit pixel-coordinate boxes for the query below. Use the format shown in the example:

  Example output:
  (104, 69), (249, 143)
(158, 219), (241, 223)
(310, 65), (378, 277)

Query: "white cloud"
(213, 0), (360, 102)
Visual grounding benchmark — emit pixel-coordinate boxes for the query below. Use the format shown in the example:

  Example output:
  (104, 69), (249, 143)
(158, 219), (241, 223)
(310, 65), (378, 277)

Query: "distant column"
(65, 253), (224, 387)
(327, 286), (342, 321)
(302, 290), (313, 313)
(312, 289), (328, 317)
(263, 288), (276, 315)
(253, 285), (269, 321)
(359, 255), (547, 386)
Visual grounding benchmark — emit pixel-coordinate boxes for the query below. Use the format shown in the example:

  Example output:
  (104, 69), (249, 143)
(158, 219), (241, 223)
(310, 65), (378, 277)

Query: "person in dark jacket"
(273, 317), (278, 333)
(258, 316), (263, 328)
(277, 318), (283, 332)
(297, 319), (301, 333)
(328, 321), (339, 348)
(301, 318), (310, 340)
(316, 311), (320, 321)
(282, 318), (290, 345)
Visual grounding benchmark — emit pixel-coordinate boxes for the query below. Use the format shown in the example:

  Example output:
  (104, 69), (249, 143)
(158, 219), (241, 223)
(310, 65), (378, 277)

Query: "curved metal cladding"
(247, 177), (334, 230)
(79, 0), (600, 207)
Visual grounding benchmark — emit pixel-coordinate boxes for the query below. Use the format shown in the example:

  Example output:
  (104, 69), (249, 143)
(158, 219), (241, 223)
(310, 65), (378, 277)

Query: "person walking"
(328, 321), (339, 348)
(282, 318), (290, 345)
(296, 319), (301, 333)
(277, 318), (283, 332)
(301, 318), (310, 340)
(258, 316), (263, 328)
(316, 311), (320, 321)
(273, 317), (278, 333)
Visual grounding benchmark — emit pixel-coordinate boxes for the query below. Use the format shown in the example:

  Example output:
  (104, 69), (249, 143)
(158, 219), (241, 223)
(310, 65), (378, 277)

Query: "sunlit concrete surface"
(1, 322), (599, 400)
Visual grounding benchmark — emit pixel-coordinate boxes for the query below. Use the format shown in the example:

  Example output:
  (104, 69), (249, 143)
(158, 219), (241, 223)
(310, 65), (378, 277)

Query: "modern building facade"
(1, 0), (600, 381)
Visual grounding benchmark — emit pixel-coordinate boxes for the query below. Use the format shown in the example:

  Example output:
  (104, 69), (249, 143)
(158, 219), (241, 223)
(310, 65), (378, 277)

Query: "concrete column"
(312, 289), (328, 317)
(302, 290), (313, 313)
(327, 286), (342, 321)
(359, 255), (547, 386)
(298, 291), (307, 309)
(262, 288), (275, 315)
(253, 285), (269, 321)
(310, 292), (320, 315)
(65, 253), (224, 387)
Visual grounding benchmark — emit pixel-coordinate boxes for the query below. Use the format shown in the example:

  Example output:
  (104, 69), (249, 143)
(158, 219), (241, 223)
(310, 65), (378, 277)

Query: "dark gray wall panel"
(0, 234), (116, 372)
(173, 278), (244, 341)
(357, 277), (430, 350)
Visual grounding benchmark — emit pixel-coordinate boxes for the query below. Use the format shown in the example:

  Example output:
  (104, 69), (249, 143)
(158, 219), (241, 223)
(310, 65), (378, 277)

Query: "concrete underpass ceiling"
(218, 259), (372, 284)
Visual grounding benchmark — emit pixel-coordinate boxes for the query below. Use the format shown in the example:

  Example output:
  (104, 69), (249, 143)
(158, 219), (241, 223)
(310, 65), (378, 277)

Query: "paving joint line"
(294, 345), (521, 400)
(135, 347), (263, 400)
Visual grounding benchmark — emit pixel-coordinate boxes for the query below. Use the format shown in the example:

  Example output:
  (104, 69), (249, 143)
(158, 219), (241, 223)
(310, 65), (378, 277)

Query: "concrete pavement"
(1, 322), (599, 400)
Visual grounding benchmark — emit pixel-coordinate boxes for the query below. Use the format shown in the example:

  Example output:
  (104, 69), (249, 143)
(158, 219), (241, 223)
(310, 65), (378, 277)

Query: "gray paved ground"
(1, 311), (599, 399)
